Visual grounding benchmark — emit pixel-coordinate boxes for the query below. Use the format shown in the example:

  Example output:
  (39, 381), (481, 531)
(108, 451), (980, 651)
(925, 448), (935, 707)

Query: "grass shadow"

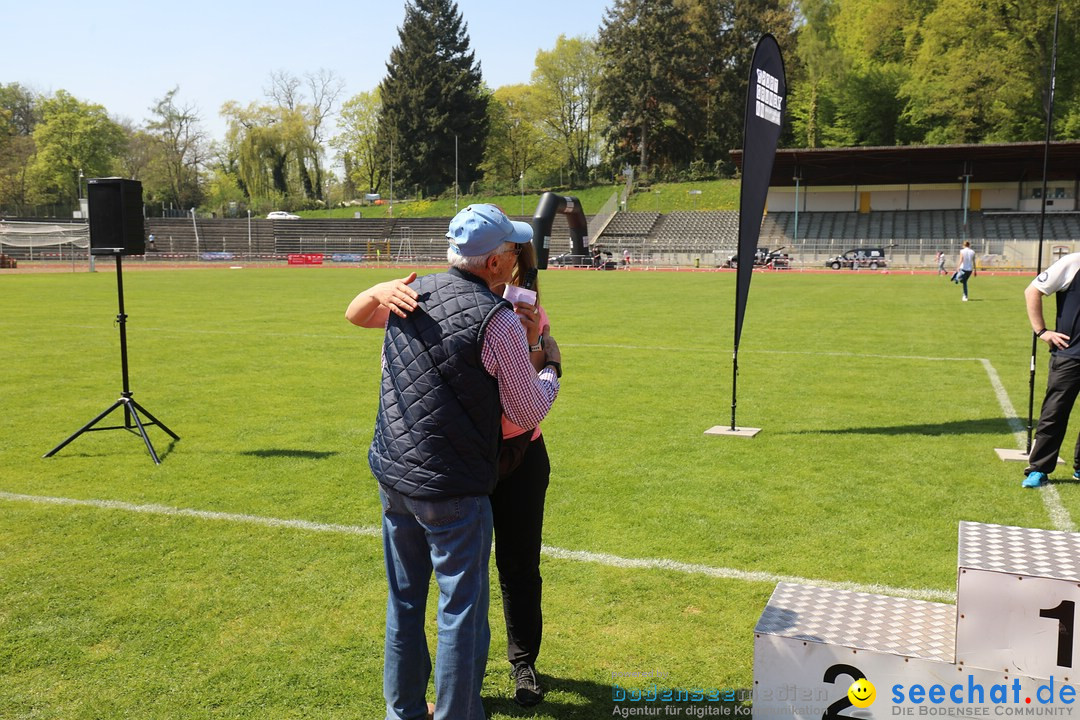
(151, 437), (179, 461)
(239, 449), (339, 459)
(1048, 476), (1080, 486)
(789, 417), (1014, 437)
(486, 676), (753, 719)
(43, 431), (179, 463)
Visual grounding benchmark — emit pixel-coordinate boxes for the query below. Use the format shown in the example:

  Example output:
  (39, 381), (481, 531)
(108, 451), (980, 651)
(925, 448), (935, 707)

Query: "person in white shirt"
(1023, 252), (1080, 488)
(956, 241), (976, 301)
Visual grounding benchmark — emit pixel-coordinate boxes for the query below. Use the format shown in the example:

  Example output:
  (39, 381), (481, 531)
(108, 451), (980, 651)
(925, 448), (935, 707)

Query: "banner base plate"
(704, 426), (761, 438)
(994, 448), (1063, 463)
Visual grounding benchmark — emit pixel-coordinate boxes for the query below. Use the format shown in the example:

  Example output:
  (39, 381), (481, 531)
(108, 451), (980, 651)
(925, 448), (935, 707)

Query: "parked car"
(725, 246), (790, 269)
(825, 247), (888, 270)
(266, 211), (301, 220)
(549, 253), (591, 267)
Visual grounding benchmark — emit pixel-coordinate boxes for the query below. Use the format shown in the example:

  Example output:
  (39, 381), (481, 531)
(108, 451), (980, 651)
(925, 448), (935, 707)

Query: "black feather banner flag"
(729, 34), (786, 432)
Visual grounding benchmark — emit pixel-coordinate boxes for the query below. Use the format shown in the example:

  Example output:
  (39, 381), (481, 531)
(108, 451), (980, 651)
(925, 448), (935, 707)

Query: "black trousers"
(1027, 354), (1080, 475)
(491, 433), (550, 667)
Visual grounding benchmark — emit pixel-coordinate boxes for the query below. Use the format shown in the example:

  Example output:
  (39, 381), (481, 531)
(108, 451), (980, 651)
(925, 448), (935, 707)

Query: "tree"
(266, 69), (344, 202)
(376, 0), (489, 197)
(144, 87), (206, 210)
(202, 168), (246, 217)
(220, 100), (311, 210)
(30, 90), (125, 205)
(0, 82), (39, 136)
(701, 0), (797, 158)
(786, 0), (917, 148)
(785, 0), (842, 148)
(0, 83), (40, 212)
(115, 124), (156, 191)
(531, 35), (603, 185)
(334, 89), (383, 197)
(596, 0), (703, 174)
(481, 84), (554, 191)
(901, 0), (1079, 144)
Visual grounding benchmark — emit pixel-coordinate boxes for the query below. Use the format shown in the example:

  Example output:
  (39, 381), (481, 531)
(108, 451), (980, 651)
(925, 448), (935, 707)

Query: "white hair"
(446, 242), (514, 271)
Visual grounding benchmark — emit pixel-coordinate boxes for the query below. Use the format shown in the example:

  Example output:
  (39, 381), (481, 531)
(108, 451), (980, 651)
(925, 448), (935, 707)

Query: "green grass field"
(1, 265), (1075, 719)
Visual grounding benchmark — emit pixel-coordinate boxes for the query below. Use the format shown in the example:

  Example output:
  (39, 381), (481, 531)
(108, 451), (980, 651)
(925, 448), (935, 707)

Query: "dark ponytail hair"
(513, 242), (540, 300)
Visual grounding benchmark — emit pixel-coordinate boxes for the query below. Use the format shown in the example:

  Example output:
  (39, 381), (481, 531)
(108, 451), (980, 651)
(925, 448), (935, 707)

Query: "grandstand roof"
(731, 141), (1080, 187)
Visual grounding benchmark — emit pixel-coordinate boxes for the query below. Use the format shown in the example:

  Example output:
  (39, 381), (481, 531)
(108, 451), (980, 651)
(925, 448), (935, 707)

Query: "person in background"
(1022, 251), (1080, 488)
(348, 232), (559, 710)
(936, 250), (946, 275)
(345, 204), (561, 720)
(488, 241), (554, 707)
(956, 241), (976, 301)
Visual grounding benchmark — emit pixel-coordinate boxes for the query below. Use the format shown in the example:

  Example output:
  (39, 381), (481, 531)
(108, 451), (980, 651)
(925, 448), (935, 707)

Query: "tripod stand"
(45, 254), (179, 464)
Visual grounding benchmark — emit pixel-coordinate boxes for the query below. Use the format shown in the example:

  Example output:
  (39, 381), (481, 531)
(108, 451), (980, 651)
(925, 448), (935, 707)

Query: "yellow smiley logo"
(848, 678), (876, 708)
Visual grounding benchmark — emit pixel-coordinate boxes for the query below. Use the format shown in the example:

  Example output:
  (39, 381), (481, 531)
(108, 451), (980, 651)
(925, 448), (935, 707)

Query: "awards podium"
(753, 522), (1080, 717)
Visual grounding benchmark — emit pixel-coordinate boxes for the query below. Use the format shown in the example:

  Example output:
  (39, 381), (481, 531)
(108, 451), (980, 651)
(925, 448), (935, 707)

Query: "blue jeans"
(379, 485), (493, 720)
(959, 269), (972, 297)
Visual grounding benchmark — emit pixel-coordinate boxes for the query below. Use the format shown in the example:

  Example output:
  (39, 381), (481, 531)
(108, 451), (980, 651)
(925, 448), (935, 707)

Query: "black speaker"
(88, 178), (145, 256)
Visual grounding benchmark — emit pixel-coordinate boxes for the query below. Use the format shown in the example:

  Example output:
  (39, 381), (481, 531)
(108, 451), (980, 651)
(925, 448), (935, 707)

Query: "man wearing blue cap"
(346, 204), (561, 720)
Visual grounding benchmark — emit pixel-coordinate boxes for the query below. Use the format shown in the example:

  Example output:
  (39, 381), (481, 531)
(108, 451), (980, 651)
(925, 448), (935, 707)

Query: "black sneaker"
(511, 662), (544, 707)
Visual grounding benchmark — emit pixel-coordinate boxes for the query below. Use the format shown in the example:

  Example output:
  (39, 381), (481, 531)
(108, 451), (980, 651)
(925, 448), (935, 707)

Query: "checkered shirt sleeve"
(481, 306), (559, 430)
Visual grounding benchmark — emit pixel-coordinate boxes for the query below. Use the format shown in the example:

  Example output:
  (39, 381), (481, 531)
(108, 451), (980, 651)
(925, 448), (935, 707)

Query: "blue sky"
(6, 0), (613, 141)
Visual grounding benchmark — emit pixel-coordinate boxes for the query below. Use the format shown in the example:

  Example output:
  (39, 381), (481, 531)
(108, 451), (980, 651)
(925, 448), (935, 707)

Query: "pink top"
(501, 304), (550, 440)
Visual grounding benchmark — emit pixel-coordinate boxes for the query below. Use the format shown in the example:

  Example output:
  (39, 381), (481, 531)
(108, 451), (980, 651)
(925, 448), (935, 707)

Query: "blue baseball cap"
(446, 204), (533, 256)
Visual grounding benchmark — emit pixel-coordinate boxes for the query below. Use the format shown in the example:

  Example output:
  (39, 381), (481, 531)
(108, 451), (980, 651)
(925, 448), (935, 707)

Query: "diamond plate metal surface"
(755, 582), (955, 662)
(959, 521), (1080, 581)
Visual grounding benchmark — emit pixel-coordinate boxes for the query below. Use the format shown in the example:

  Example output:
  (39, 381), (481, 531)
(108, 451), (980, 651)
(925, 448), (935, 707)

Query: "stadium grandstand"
(4, 141), (1079, 270)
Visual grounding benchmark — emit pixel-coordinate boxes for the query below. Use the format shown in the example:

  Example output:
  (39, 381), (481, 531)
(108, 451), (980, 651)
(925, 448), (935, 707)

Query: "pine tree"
(376, 0), (488, 198)
(596, 0), (702, 174)
(704, 0), (796, 160)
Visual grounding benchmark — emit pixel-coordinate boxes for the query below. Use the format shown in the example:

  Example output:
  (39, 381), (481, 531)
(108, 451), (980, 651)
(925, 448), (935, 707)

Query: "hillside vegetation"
(299, 179), (741, 218)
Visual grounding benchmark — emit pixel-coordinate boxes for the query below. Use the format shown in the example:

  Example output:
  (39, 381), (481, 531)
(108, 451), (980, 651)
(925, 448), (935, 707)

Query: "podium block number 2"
(822, 664), (865, 720)
(1040, 600), (1075, 668)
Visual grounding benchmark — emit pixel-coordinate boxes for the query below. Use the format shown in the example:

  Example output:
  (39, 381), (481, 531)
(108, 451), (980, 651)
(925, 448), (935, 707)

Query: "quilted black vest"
(368, 267), (509, 498)
(1055, 278), (1080, 358)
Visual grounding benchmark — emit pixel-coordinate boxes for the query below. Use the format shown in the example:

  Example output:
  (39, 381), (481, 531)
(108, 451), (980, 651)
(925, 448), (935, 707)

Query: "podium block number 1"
(956, 570), (1080, 678)
(1040, 600), (1075, 668)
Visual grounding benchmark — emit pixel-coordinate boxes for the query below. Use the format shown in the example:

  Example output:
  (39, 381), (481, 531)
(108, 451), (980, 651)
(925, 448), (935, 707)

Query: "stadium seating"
(6, 208), (1079, 269)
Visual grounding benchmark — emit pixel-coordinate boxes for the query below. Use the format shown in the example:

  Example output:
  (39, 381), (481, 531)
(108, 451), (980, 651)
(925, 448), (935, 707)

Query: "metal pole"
(960, 165), (971, 241)
(730, 347), (739, 431)
(190, 207), (200, 259)
(1027, 3), (1060, 454)
(114, 254), (134, 427)
(454, 134), (459, 213)
(247, 209), (252, 259)
(793, 173), (801, 244)
(389, 139), (394, 219)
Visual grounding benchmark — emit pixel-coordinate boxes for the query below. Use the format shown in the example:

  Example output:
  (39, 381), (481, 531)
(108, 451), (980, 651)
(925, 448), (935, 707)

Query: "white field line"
(0, 490), (954, 604)
(0, 491), (380, 538)
(539, 545), (955, 603)
(9, 338), (1072, 578)
(47, 324), (357, 341)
